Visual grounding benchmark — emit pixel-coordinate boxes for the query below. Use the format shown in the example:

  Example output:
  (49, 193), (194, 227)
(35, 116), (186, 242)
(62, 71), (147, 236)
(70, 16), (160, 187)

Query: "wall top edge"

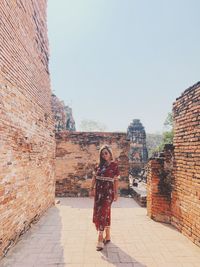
(174, 81), (200, 103)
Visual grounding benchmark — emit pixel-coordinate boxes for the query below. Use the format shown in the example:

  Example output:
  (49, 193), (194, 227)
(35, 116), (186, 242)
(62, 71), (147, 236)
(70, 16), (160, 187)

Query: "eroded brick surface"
(172, 82), (200, 246)
(55, 131), (130, 196)
(0, 0), (55, 259)
(147, 83), (200, 247)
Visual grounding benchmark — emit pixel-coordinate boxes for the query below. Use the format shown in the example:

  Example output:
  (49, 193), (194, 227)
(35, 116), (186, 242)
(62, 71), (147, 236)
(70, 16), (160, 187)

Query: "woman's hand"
(89, 188), (95, 198)
(114, 193), (118, 201)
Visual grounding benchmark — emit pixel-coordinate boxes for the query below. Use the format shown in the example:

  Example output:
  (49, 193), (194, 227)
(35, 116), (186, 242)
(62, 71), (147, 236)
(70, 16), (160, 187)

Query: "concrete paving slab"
(0, 197), (200, 267)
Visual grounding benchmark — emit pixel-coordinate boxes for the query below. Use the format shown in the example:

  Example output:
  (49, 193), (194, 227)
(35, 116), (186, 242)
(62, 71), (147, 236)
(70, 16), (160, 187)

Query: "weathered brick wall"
(55, 132), (129, 196)
(147, 82), (200, 247)
(147, 145), (174, 223)
(0, 0), (55, 258)
(171, 82), (200, 246)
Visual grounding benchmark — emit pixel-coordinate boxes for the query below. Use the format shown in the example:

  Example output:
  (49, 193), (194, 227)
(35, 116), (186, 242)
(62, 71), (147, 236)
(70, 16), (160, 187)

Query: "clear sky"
(47, 0), (200, 134)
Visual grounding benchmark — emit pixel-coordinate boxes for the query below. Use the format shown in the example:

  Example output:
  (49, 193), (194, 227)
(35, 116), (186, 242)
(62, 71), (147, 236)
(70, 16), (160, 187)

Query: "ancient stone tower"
(127, 119), (148, 176)
(127, 119), (148, 162)
(51, 94), (76, 132)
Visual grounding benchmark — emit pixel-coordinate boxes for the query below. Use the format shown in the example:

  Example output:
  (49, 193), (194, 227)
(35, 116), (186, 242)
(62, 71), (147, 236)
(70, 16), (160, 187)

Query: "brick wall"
(147, 145), (174, 223)
(55, 131), (129, 196)
(0, 0), (55, 258)
(147, 82), (200, 247)
(171, 82), (200, 246)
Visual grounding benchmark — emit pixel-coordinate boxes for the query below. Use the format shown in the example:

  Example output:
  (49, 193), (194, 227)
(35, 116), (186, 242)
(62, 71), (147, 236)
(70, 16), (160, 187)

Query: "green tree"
(153, 112), (174, 153)
(162, 112), (174, 145)
(164, 112), (173, 130)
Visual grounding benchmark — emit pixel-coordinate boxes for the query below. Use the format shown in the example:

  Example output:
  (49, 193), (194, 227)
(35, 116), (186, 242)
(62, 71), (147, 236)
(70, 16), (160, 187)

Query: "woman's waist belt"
(96, 176), (114, 182)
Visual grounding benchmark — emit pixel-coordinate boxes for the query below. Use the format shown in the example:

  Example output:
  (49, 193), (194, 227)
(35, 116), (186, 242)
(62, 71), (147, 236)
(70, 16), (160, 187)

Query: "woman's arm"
(89, 172), (96, 197)
(90, 174), (96, 190)
(114, 176), (119, 201)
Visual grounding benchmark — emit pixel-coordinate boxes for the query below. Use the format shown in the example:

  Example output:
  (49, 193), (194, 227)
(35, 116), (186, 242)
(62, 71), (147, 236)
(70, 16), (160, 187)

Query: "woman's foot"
(96, 240), (104, 251)
(103, 238), (110, 244)
(104, 226), (111, 244)
(96, 230), (104, 251)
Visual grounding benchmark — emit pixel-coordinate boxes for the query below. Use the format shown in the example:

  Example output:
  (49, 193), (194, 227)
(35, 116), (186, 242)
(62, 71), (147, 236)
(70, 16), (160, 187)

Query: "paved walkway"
(1, 197), (200, 267)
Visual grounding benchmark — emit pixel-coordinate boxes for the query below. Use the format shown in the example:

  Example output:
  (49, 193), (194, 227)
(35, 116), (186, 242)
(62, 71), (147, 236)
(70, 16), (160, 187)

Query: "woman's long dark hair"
(98, 145), (113, 169)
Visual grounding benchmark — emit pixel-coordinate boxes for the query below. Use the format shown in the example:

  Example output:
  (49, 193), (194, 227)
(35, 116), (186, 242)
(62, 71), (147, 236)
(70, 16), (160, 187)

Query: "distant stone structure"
(65, 105), (76, 131)
(127, 119), (148, 178)
(51, 94), (76, 132)
(127, 119), (148, 162)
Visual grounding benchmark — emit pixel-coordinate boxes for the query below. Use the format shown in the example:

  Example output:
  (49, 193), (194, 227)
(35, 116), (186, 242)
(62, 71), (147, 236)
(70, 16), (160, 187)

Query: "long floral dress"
(92, 161), (119, 231)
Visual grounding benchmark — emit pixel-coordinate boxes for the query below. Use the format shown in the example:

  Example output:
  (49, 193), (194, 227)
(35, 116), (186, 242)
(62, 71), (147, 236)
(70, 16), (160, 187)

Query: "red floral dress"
(92, 161), (119, 231)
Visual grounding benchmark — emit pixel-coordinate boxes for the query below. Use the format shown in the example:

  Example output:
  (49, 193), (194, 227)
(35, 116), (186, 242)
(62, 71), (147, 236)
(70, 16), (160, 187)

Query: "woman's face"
(101, 148), (111, 162)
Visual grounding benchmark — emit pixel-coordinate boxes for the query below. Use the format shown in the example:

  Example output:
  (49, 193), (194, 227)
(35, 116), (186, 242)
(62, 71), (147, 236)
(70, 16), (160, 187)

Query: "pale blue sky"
(47, 0), (200, 133)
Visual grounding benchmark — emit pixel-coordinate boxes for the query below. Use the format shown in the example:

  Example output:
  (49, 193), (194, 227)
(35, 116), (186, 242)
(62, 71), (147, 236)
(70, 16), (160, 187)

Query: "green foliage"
(164, 112), (173, 129)
(155, 131), (174, 152)
(152, 112), (174, 154)
(146, 133), (163, 158)
(162, 130), (174, 144)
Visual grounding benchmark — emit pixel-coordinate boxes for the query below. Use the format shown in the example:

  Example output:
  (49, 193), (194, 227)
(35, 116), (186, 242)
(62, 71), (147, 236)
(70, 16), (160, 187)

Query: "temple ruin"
(55, 131), (130, 197)
(0, 0), (200, 261)
(127, 120), (148, 160)
(147, 82), (200, 247)
(127, 120), (148, 161)
(51, 94), (76, 132)
(126, 119), (148, 206)
(0, 0), (55, 258)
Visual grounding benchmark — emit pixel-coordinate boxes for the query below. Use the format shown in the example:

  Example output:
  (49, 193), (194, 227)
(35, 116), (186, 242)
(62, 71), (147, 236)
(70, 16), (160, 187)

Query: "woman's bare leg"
(98, 230), (104, 242)
(105, 226), (110, 240)
(96, 230), (104, 250)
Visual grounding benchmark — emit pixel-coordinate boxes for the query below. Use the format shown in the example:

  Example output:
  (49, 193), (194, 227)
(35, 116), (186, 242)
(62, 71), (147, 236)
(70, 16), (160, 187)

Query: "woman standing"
(89, 145), (120, 251)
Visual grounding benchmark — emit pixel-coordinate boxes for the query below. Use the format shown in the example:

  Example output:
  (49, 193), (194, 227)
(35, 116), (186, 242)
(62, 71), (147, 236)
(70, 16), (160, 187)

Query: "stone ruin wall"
(51, 94), (76, 132)
(147, 144), (174, 223)
(172, 83), (200, 246)
(0, 0), (55, 258)
(55, 132), (129, 197)
(147, 82), (200, 247)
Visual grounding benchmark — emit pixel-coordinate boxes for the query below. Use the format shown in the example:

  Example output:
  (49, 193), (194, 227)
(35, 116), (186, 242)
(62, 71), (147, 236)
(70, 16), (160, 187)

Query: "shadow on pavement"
(100, 241), (147, 267)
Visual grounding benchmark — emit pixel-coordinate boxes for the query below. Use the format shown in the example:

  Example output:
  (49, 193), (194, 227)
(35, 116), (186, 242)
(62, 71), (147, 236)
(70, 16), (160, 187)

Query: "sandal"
(96, 241), (104, 251)
(103, 238), (111, 244)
